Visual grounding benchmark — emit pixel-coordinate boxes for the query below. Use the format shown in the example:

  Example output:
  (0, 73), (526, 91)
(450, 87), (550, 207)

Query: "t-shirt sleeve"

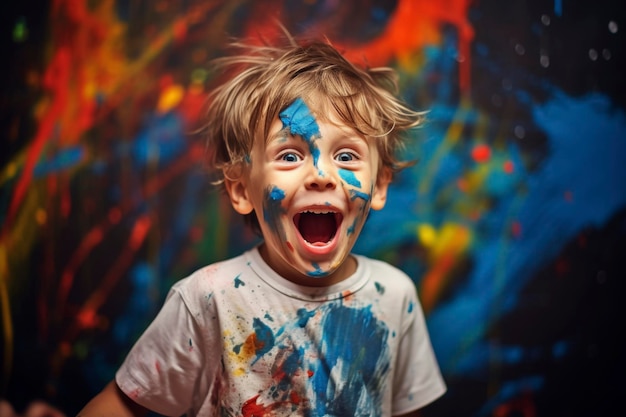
(115, 285), (217, 416)
(391, 288), (446, 415)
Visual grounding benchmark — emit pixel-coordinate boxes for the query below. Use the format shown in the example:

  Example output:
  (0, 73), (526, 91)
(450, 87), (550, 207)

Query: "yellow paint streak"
(420, 223), (472, 313)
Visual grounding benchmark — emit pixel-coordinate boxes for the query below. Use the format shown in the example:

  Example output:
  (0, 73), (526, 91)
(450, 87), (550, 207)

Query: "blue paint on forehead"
(279, 97), (322, 167)
(279, 97), (321, 139)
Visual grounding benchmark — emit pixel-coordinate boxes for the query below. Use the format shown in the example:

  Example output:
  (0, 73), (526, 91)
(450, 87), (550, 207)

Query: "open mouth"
(293, 210), (343, 246)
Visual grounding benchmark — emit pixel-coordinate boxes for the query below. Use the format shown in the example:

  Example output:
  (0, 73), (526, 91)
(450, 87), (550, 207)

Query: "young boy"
(78, 36), (445, 417)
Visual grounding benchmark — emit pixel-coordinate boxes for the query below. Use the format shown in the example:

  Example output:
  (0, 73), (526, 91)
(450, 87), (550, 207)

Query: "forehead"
(265, 98), (365, 144)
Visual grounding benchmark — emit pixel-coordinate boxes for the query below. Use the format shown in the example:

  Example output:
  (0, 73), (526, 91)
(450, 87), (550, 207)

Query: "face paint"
(263, 185), (286, 239)
(308, 263), (329, 278)
(338, 169), (362, 188)
(279, 98), (321, 167)
(241, 98), (389, 285)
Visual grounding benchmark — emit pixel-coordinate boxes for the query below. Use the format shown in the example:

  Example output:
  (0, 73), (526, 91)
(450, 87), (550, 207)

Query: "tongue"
(299, 213), (336, 244)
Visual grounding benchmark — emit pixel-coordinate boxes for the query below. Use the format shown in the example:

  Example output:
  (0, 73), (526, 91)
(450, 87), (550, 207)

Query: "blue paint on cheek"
(339, 169), (362, 188)
(279, 98), (322, 167)
(349, 189), (371, 201)
(263, 186), (286, 237)
(347, 218), (357, 235)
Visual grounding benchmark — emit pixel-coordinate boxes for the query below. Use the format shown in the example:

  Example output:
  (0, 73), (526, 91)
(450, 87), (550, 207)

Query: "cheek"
(338, 169), (362, 188)
(262, 185), (287, 236)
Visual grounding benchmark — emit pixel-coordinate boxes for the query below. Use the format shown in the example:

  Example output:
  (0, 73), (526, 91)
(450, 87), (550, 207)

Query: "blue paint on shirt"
(233, 274), (245, 288)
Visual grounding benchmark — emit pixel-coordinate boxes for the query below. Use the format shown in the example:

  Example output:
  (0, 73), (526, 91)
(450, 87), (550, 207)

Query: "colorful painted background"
(2, 0), (625, 415)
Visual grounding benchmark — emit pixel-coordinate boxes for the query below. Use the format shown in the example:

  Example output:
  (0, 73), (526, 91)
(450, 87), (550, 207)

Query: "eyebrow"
(266, 127), (290, 145)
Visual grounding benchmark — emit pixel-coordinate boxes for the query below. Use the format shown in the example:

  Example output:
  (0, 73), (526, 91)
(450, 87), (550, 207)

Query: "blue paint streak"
(349, 190), (370, 201)
(252, 318), (275, 363)
(33, 145), (85, 176)
(310, 304), (390, 416)
(279, 98), (321, 167)
(263, 185), (286, 239)
(554, 0), (562, 17)
(296, 308), (316, 328)
(307, 263), (329, 277)
(233, 274), (245, 288)
(339, 169), (362, 188)
(428, 92), (626, 378)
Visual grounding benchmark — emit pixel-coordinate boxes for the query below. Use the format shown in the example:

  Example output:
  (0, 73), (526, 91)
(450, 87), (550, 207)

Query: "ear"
(370, 167), (392, 211)
(224, 172), (254, 215)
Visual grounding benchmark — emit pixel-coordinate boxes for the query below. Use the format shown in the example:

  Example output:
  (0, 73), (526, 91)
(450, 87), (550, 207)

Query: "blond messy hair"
(205, 35), (424, 185)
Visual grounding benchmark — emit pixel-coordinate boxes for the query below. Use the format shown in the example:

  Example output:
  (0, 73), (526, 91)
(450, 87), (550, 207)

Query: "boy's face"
(226, 97), (390, 285)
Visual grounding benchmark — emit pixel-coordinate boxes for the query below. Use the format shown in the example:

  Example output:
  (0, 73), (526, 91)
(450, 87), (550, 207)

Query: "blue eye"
(280, 152), (301, 162)
(336, 152), (355, 162)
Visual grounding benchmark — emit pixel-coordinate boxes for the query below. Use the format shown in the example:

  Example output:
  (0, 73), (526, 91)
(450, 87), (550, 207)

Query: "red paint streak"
(341, 0), (475, 92)
(241, 395), (271, 417)
(307, 369), (314, 378)
(5, 47), (70, 229)
(57, 145), (203, 313)
(471, 144), (491, 163)
(503, 160), (515, 174)
(493, 392), (537, 417)
(241, 0), (474, 93)
(564, 190), (573, 202)
(58, 227), (105, 307)
(72, 215), (152, 333)
(511, 221), (522, 238)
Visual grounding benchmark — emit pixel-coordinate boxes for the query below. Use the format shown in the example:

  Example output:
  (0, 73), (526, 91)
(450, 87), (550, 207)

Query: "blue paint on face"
(279, 98), (322, 167)
(349, 189), (371, 201)
(347, 218), (357, 235)
(263, 185), (286, 239)
(338, 169), (362, 188)
(307, 263), (329, 277)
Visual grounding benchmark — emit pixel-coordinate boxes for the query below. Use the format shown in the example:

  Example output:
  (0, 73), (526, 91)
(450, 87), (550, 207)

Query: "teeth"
(301, 209), (335, 215)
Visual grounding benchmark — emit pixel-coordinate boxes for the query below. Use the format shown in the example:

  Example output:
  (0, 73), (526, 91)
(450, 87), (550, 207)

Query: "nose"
(305, 164), (337, 191)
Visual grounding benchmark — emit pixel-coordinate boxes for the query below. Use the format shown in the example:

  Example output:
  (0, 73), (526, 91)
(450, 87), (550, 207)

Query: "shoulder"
(173, 252), (249, 290)
(358, 255), (416, 293)
(167, 252), (254, 309)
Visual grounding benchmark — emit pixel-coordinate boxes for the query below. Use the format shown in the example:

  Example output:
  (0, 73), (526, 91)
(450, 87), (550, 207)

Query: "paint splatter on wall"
(1, 0), (625, 415)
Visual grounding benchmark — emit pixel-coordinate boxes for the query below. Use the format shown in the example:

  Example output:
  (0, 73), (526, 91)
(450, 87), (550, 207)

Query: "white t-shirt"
(116, 247), (445, 416)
